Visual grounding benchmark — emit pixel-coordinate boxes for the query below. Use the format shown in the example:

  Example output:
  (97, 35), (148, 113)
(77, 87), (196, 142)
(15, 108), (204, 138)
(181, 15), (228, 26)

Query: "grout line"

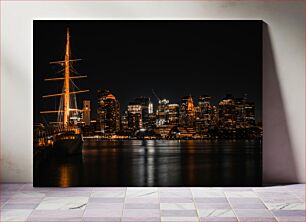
(190, 187), (201, 222)
(224, 189), (240, 222)
(253, 187), (280, 222)
(120, 187), (127, 222)
(19, 184), (27, 191)
(80, 187), (92, 222)
(0, 194), (10, 208)
(21, 183), (45, 221)
(158, 187), (161, 222)
(287, 188), (305, 203)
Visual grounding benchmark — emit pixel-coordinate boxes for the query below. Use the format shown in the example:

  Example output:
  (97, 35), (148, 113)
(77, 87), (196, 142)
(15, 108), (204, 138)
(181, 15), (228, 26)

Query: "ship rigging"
(39, 28), (88, 156)
(40, 28), (89, 128)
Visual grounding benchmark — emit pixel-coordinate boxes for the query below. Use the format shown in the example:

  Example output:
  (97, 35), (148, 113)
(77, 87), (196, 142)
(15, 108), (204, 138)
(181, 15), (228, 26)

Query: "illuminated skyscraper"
(180, 95), (195, 127)
(167, 104), (180, 125)
(133, 97), (153, 129)
(128, 103), (143, 130)
(235, 96), (246, 128)
(196, 95), (214, 133)
(198, 95), (212, 113)
(244, 102), (255, 126)
(156, 99), (169, 126)
(235, 94), (255, 127)
(97, 89), (120, 134)
(121, 111), (129, 131)
(83, 100), (91, 126)
(218, 94), (236, 128)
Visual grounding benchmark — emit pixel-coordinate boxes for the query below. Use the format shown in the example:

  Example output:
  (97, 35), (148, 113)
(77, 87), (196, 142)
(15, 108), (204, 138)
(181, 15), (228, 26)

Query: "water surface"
(34, 140), (262, 187)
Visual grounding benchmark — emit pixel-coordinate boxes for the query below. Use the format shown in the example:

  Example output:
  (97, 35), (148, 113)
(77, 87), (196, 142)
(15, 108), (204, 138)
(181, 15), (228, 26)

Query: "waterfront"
(34, 140), (262, 187)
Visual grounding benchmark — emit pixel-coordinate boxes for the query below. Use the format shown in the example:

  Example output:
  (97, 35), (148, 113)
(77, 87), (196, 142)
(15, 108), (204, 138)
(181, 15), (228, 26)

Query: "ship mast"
(63, 28), (71, 126)
(40, 28), (89, 127)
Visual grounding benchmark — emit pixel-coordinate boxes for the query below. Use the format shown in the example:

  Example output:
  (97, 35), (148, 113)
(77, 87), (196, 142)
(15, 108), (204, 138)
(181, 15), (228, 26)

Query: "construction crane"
(152, 89), (161, 103)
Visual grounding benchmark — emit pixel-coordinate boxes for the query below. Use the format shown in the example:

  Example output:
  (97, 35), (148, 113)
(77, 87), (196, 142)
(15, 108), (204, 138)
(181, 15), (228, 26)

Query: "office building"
(82, 100), (91, 126)
(97, 89), (120, 134)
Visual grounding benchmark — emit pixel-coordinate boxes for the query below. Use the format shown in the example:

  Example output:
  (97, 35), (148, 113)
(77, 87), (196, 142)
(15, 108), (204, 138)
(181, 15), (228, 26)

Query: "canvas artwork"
(34, 20), (262, 187)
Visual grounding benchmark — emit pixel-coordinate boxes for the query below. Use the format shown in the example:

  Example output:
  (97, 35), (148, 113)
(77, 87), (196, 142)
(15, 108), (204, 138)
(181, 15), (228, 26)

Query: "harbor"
(34, 139), (262, 187)
(34, 22), (262, 186)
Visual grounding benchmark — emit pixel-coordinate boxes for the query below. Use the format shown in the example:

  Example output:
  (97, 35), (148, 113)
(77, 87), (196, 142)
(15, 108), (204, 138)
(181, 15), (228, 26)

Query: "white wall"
(1, 1), (304, 184)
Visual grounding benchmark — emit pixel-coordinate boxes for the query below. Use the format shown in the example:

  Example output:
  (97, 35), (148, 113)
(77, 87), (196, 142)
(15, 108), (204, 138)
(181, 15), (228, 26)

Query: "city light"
(76, 91), (262, 140)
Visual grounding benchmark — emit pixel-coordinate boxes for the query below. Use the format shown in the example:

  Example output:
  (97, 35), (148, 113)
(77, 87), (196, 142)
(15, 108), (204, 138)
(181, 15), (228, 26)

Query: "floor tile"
(194, 197), (228, 203)
(1, 196), (10, 205)
(36, 196), (88, 210)
(254, 185), (289, 191)
(83, 209), (123, 217)
(161, 210), (198, 217)
(126, 188), (158, 198)
(162, 216), (199, 222)
(86, 202), (123, 209)
(276, 218), (306, 222)
(196, 203), (231, 209)
(1, 184), (24, 191)
(83, 217), (121, 222)
(192, 189), (225, 197)
(122, 217), (161, 221)
(200, 217), (238, 222)
(272, 209), (305, 217)
(89, 197), (124, 203)
(291, 191), (305, 201)
(234, 209), (274, 218)
(257, 192), (300, 203)
(10, 191), (45, 199)
(160, 197), (194, 203)
(91, 190), (125, 198)
(44, 191), (91, 197)
(125, 203), (160, 209)
(0, 209), (32, 221)
(265, 202), (305, 210)
(159, 188), (190, 192)
(122, 209), (160, 217)
(125, 197), (159, 203)
(160, 203), (196, 210)
(225, 191), (258, 198)
(227, 198), (262, 204)
(223, 188), (253, 192)
(127, 187), (158, 191)
(27, 217), (83, 221)
(7, 197), (44, 204)
(29, 209), (84, 217)
(237, 218), (277, 222)
(230, 203), (266, 209)
(159, 190), (192, 198)
(1, 191), (16, 198)
(91, 187), (126, 192)
(2, 203), (39, 209)
(285, 185), (305, 193)
(20, 186), (53, 192)
(198, 209), (235, 217)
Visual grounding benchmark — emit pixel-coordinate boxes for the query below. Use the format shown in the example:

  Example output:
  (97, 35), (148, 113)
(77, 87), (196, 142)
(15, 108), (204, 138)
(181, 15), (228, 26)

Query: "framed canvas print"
(34, 20), (262, 187)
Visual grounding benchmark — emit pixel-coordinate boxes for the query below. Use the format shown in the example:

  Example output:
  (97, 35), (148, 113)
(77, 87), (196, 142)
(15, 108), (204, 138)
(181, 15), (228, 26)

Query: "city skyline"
(34, 20), (262, 124)
(77, 89), (261, 140)
(95, 90), (258, 116)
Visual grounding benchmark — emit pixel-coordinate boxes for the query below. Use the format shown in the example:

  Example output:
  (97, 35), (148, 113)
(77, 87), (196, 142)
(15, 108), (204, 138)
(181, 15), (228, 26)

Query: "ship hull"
(53, 133), (83, 156)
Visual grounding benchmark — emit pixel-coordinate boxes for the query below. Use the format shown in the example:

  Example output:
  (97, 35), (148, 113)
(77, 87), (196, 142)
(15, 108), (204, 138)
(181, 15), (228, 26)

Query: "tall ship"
(40, 28), (89, 156)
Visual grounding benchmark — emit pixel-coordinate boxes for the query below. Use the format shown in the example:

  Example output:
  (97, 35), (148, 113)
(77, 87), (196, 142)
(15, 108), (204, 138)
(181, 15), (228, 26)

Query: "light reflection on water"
(34, 140), (262, 187)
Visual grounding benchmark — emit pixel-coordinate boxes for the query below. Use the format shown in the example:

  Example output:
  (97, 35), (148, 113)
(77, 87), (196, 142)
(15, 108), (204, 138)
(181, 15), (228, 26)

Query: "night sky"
(34, 20), (262, 124)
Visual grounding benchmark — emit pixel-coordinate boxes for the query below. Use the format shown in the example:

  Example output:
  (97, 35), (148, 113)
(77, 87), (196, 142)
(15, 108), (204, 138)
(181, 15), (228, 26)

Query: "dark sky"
(34, 20), (262, 123)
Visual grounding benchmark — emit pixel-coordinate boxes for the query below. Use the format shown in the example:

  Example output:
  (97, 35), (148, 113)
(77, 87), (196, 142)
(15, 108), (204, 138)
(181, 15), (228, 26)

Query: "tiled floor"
(0, 184), (305, 222)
